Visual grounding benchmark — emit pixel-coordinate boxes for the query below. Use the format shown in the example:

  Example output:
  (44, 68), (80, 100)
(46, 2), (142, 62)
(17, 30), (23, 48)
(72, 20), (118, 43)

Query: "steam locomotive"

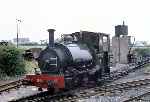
(25, 29), (110, 93)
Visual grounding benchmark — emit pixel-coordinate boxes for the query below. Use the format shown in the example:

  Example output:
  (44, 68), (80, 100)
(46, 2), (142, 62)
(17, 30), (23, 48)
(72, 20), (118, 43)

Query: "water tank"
(115, 22), (128, 37)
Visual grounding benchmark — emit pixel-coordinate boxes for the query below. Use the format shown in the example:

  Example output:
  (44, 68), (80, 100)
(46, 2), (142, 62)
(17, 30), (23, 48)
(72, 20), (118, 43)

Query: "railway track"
(13, 78), (150, 102)
(12, 58), (150, 102)
(124, 92), (150, 102)
(123, 91), (150, 102)
(0, 79), (23, 94)
(56, 78), (150, 102)
(100, 58), (149, 84)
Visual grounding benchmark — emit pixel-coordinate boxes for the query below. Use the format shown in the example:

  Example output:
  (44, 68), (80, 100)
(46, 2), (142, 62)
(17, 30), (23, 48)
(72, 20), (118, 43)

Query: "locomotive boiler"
(25, 29), (110, 92)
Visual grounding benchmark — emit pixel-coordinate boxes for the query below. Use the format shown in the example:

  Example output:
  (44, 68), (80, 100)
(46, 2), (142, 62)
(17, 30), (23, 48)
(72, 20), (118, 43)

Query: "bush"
(0, 45), (26, 76)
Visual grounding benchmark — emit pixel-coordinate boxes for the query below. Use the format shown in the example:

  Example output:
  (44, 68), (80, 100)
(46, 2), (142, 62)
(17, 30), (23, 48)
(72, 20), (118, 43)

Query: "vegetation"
(134, 48), (150, 57)
(0, 44), (26, 77)
(19, 42), (39, 46)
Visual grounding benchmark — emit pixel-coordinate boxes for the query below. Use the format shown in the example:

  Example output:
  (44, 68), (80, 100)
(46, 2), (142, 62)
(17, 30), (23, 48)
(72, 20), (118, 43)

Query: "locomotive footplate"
(25, 74), (65, 90)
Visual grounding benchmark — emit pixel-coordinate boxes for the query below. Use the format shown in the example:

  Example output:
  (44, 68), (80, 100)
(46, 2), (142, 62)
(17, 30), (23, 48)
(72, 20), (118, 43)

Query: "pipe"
(47, 29), (55, 47)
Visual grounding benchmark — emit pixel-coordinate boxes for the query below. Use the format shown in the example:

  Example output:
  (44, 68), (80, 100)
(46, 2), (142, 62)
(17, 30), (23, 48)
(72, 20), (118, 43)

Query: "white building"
(13, 38), (30, 44)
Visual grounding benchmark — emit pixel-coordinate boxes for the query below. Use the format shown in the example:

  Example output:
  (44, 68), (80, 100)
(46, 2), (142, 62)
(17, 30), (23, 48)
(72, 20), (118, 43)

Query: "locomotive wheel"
(47, 80), (56, 94)
(73, 76), (82, 87)
(83, 74), (89, 83)
(38, 87), (43, 91)
(47, 87), (55, 94)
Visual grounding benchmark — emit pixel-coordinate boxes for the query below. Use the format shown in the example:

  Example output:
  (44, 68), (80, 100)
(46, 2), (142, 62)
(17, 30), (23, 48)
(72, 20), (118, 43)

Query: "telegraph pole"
(16, 19), (22, 48)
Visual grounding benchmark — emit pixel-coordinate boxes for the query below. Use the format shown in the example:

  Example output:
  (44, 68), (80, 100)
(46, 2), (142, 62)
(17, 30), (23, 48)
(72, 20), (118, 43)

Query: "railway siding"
(5, 58), (150, 102)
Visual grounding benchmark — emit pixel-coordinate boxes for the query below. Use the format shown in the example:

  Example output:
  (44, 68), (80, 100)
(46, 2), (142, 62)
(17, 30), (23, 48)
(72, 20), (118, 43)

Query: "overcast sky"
(0, 0), (150, 42)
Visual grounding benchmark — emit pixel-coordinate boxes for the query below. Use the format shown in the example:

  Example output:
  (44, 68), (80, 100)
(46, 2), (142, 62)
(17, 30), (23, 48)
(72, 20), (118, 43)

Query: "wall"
(112, 36), (130, 64)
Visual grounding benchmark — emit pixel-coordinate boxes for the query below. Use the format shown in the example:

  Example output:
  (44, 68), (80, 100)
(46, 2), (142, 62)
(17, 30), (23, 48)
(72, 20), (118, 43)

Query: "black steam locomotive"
(25, 29), (110, 92)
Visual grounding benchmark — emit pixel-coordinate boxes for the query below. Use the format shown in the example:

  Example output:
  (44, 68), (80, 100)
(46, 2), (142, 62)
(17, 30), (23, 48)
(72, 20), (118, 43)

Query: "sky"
(0, 0), (150, 42)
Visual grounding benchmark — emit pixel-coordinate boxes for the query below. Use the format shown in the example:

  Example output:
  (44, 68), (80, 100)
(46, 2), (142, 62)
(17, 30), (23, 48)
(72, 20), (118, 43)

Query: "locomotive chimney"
(47, 29), (55, 47)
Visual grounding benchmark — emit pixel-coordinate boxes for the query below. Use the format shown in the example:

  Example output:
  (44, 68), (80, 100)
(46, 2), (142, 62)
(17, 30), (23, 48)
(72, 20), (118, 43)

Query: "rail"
(0, 79), (23, 94)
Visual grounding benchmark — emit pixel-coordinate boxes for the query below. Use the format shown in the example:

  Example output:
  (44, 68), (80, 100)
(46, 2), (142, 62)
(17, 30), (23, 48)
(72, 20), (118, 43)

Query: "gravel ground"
(138, 93), (150, 102)
(0, 86), (41, 102)
(78, 85), (150, 102)
(111, 65), (150, 84)
(78, 64), (150, 102)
